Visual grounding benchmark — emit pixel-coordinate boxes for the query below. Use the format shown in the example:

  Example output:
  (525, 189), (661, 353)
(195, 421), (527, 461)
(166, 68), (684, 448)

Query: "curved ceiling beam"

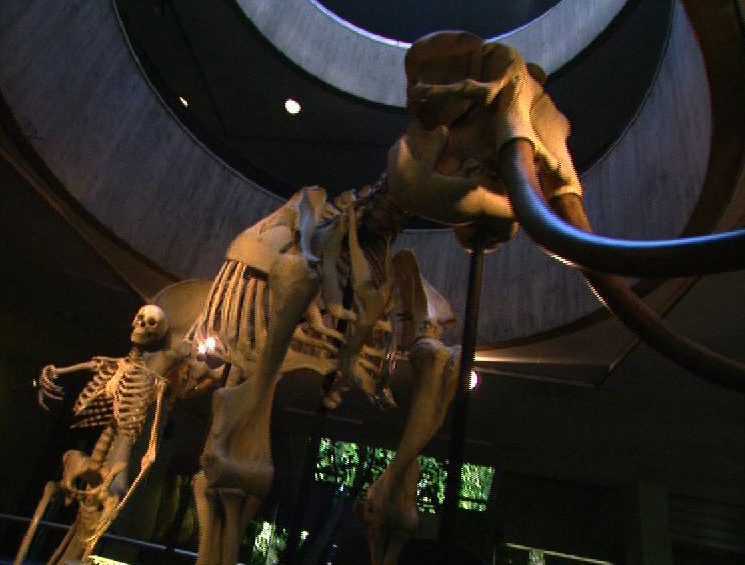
(237, 0), (628, 107)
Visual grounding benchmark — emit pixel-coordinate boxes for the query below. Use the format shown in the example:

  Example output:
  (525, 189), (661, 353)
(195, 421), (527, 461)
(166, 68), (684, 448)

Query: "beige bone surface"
(186, 181), (424, 563)
(358, 249), (460, 565)
(19, 305), (187, 564)
(183, 31), (584, 565)
(188, 187), (470, 565)
(388, 31), (581, 232)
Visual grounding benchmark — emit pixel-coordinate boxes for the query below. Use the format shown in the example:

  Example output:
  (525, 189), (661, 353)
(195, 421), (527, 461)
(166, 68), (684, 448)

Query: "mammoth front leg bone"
(195, 252), (319, 565)
(360, 337), (460, 565)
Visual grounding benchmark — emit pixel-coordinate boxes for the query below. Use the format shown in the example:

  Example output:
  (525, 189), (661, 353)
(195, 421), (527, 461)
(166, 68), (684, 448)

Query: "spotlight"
(284, 98), (301, 115)
(197, 336), (225, 369)
(178, 96), (189, 107)
(469, 370), (480, 391)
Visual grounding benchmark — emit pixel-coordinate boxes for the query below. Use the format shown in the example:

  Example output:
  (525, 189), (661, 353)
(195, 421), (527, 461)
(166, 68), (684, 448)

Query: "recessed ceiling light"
(285, 98), (301, 115)
(178, 96), (189, 107)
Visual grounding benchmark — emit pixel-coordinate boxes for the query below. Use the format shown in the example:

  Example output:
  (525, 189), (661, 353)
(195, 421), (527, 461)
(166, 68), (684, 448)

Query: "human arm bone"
(140, 377), (167, 471)
(36, 360), (99, 410)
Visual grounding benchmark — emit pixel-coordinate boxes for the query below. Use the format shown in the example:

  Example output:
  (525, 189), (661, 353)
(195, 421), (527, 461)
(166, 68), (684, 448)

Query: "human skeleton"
(15, 305), (179, 565)
(185, 31), (583, 565)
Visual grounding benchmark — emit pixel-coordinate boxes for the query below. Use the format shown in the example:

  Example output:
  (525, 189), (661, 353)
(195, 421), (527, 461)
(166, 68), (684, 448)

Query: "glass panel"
(315, 437), (494, 513)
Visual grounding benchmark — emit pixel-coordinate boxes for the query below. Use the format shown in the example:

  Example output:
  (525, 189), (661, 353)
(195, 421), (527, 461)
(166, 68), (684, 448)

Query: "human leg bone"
(13, 481), (58, 565)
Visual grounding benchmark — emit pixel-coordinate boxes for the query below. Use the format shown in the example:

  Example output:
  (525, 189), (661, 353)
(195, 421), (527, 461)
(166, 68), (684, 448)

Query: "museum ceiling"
(114, 0), (668, 198)
(0, 0), (744, 511)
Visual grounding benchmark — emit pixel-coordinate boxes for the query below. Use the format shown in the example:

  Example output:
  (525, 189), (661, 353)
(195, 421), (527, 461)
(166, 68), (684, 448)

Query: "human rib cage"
(70, 353), (160, 437)
(185, 178), (425, 409)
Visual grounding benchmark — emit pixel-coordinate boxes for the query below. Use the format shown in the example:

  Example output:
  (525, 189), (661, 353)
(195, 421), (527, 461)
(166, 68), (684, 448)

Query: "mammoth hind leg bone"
(361, 337), (460, 565)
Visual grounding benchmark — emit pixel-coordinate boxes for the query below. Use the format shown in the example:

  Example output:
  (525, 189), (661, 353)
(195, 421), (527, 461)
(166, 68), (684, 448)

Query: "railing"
(0, 512), (207, 564)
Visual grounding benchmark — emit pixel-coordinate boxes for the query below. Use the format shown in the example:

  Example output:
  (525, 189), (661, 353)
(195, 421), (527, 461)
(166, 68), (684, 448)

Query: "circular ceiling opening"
(314, 0), (562, 44)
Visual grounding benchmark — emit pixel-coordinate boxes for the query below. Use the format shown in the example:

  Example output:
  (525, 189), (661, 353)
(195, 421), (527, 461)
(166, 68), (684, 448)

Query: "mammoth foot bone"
(193, 473), (263, 565)
(358, 461), (421, 565)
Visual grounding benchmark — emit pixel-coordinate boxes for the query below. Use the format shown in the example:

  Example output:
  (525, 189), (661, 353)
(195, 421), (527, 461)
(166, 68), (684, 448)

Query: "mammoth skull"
(387, 31), (582, 246)
(130, 304), (168, 346)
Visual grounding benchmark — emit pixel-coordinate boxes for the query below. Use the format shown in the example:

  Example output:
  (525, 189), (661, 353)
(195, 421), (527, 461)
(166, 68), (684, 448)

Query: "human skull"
(130, 304), (168, 346)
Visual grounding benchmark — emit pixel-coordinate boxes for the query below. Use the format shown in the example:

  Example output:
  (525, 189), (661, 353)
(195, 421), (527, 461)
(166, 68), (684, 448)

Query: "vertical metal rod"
(283, 281), (352, 563)
(281, 396), (328, 565)
(164, 476), (192, 557)
(439, 241), (485, 551)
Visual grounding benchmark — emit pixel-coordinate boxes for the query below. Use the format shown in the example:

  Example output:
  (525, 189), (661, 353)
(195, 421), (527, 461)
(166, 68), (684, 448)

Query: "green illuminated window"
(241, 520), (303, 565)
(315, 437), (493, 513)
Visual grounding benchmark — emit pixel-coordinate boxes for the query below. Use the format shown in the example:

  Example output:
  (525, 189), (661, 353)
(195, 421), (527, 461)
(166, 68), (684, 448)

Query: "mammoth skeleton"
(185, 176), (462, 565)
(174, 30), (745, 565)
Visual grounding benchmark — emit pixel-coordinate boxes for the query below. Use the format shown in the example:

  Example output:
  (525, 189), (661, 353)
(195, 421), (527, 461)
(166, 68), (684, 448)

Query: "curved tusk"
(501, 139), (745, 393)
(502, 140), (745, 278)
(584, 271), (745, 392)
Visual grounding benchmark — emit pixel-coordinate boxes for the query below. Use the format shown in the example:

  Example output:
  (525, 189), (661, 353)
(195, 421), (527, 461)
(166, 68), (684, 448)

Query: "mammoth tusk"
(501, 139), (745, 393)
(583, 271), (745, 393)
(502, 140), (745, 278)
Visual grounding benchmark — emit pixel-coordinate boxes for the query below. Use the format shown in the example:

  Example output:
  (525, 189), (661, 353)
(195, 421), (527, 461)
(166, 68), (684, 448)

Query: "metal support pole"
(281, 391), (329, 565)
(439, 240), (485, 552)
(283, 282), (352, 564)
